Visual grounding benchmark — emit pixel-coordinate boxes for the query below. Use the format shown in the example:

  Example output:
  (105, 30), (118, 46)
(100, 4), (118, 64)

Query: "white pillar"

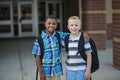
(33, 0), (39, 37)
(79, 0), (82, 23)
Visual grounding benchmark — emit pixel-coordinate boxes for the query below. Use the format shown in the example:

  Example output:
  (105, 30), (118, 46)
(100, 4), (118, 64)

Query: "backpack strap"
(55, 32), (63, 75)
(77, 33), (87, 61)
(64, 34), (70, 53)
(55, 32), (61, 53)
(37, 35), (44, 63)
(36, 68), (38, 80)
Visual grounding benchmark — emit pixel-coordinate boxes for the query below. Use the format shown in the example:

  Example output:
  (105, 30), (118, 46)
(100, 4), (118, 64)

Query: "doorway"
(0, 0), (63, 37)
(18, 2), (34, 37)
(0, 2), (13, 37)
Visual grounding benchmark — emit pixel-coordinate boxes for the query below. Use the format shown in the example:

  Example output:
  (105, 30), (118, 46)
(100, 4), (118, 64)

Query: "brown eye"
(48, 22), (51, 25)
(52, 23), (55, 25)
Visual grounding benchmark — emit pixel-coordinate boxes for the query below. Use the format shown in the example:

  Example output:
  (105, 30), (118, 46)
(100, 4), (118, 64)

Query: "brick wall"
(82, 0), (107, 50)
(112, 0), (120, 69)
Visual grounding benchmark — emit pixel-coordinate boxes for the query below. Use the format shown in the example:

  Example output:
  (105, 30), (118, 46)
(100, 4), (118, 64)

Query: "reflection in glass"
(48, 3), (59, 18)
(0, 4), (10, 20)
(22, 24), (32, 32)
(0, 25), (10, 33)
(20, 4), (32, 21)
(38, 2), (45, 21)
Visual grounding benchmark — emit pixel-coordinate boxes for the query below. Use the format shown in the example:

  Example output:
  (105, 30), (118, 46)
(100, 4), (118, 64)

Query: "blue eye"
(75, 24), (78, 26)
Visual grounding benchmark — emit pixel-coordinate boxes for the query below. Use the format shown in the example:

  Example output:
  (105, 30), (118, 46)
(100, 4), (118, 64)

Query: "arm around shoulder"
(82, 31), (89, 41)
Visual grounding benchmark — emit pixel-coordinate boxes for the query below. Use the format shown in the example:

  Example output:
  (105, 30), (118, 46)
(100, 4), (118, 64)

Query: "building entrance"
(0, 1), (34, 37)
(0, 0), (63, 38)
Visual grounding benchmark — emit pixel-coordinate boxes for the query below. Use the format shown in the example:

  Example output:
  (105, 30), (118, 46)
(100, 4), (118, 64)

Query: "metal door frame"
(18, 1), (34, 37)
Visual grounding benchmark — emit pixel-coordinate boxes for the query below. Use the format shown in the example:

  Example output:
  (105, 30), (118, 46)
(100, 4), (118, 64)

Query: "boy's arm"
(86, 53), (92, 72)
(57, 31), (69, 47)
(32, 39), (46, 80)
(57, 31), (69, 38)
(36, 55), (46, 80)
(85, 53), (92, 80)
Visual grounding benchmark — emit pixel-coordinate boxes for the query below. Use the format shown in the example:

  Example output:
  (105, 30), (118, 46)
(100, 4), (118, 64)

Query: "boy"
(32, 15), (68, 80)
(32, 15), (89, 80)
(65, 16), (92, 80)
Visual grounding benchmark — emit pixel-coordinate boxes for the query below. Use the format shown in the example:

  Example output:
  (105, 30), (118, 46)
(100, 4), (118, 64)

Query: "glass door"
(38, 1), (46, 34)
(46, 1), (62, 31)
(0, 2), (13, 37)
(18, 2), (33, 37)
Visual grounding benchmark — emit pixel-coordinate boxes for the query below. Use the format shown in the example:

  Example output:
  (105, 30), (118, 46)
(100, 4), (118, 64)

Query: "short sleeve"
(32, 39), (40, 55)
(84, 40), (92, 54)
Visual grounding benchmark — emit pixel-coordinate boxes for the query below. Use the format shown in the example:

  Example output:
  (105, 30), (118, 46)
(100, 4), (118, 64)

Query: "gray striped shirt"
(66, 33), (92, 70)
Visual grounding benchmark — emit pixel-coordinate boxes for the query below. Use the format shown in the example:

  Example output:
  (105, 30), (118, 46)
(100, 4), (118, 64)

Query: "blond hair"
(68, 16), (81, 23)
(68, 16), (82, 31)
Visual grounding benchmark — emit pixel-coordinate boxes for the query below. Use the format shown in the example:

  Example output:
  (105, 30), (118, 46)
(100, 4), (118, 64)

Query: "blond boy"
(66, 16), (92, 80)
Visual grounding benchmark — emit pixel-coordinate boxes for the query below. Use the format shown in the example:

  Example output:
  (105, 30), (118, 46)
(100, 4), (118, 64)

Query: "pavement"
(0, 38), (120, 80)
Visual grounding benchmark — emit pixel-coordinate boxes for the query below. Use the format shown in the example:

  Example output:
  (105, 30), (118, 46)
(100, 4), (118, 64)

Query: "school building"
(0, 0), (120, 68)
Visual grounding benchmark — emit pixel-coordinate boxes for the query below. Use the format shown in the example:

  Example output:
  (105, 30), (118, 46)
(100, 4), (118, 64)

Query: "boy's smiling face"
(45, 18), (57, 34)
(68, 19), (81, 35)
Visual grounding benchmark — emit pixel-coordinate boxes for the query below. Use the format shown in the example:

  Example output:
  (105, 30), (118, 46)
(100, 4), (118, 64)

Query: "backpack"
(64, 33), (99, 73)
(34, 32), (61, 80)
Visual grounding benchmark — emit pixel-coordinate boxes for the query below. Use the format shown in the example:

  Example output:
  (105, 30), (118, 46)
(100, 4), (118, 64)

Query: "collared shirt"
(32, 30), (68, 76)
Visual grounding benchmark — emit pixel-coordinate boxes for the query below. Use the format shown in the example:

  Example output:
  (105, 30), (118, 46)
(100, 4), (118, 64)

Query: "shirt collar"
(41, 30), (56, 38)
(69, 32), (81, 40)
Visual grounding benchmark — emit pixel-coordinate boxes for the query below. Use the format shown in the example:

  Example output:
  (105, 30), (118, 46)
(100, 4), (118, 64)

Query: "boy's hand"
(84, 70), (91, 80)
(40, 71), (46, 80)
(83, 32), (89, 41)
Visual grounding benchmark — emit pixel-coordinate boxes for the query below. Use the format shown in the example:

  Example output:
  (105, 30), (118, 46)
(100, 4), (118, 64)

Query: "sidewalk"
(0, 38), (120, 80)
(91, 40), (120, 80)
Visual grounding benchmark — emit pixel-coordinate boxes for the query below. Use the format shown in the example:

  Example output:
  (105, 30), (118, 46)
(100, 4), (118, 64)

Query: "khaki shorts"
(46, 75), (60, 80)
